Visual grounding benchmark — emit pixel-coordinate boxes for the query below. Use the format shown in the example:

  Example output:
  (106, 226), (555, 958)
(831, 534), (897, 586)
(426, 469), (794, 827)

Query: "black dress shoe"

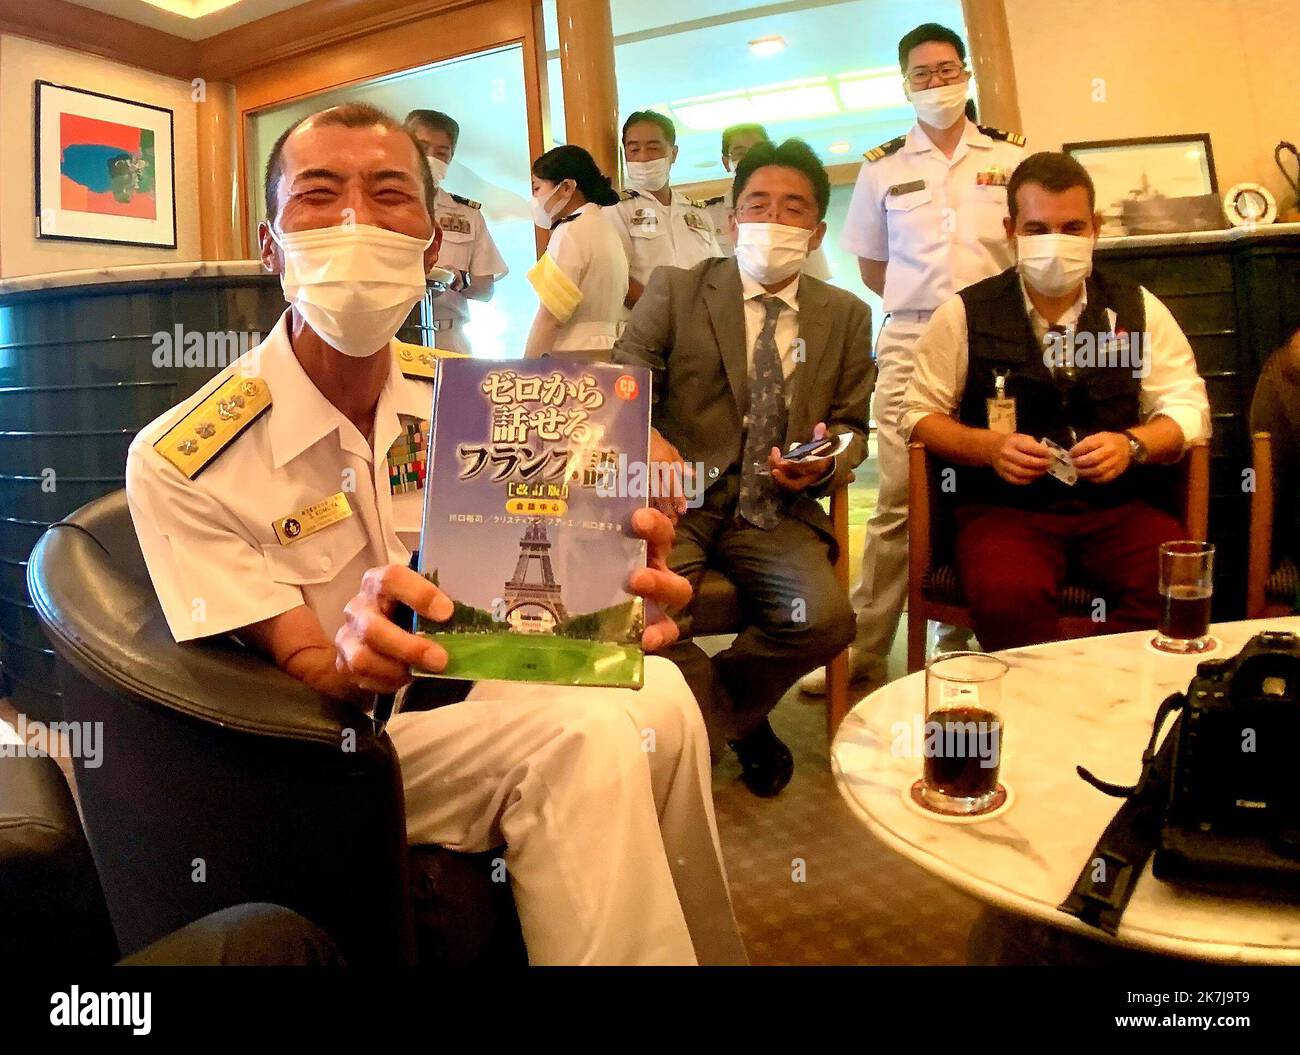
(729, 719), (794, 798)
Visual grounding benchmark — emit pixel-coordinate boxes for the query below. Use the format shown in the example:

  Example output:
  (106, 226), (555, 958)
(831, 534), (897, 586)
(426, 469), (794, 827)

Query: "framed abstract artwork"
(34, 80), (177, 248)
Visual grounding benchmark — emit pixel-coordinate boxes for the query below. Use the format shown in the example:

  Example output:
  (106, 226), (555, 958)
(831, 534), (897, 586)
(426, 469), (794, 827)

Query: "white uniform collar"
(256, 309), (431, 469)
(905, 117), (990, 156)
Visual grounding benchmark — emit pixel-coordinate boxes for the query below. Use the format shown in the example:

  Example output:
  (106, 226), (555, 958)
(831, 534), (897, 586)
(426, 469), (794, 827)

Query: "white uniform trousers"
(431, 314), (471, 356)
(385, 656), (747, 966)
(850, 315), (926, 660)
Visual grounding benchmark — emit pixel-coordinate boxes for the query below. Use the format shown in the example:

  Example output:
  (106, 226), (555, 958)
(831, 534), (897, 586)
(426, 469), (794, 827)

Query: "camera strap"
(1057, 692), (1185, 935)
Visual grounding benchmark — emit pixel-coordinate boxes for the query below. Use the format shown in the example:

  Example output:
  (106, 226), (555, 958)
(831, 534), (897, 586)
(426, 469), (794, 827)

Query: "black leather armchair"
(0, 751), (119, 967)
(27, 490), (522, 965)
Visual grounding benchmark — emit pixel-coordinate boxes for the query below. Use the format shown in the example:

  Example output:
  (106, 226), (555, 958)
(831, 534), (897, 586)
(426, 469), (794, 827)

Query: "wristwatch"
(1122, 429), (1149, 465)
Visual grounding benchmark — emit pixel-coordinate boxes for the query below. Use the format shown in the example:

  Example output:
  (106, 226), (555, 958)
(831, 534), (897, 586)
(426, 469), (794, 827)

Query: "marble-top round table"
(831, 617), (1300, 964)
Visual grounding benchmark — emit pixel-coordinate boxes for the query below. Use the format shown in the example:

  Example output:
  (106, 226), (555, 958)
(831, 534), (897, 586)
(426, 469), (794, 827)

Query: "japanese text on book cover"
(414, 358), (652, 688)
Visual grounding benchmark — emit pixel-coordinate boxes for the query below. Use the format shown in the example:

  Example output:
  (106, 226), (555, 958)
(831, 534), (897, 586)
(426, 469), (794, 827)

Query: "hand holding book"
(627, 507), (692, 651)
(335, 564), (453, 694)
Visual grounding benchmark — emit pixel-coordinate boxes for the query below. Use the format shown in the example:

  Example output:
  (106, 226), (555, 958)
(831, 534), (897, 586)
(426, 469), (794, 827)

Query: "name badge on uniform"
(888, 179), (926, 196)
(273, 492), (353, 546)
(631, 208), (658, 231)
(986, 370), (1017, 434)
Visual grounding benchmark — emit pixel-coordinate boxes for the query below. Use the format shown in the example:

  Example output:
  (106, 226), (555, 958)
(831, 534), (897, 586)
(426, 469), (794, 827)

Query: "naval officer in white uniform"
(703, 122), (834, 280)
(125, 103), (746, 967)
(404, 109), (508, 355)
(603, 110), (720, 309)
(803, 22), (1026, 694)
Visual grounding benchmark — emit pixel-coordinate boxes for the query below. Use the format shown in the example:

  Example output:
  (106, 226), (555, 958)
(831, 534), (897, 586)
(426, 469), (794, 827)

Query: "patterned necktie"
(737, 295), (789, 529)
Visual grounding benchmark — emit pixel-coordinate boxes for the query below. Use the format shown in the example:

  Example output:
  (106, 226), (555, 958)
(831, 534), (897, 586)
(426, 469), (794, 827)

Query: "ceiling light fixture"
(139, 0), (244, 18)
(828, 141), (851, 154)
(835, 68), (909, 112)
(748, 35), (786, 58)
(748, 78), (839, 123)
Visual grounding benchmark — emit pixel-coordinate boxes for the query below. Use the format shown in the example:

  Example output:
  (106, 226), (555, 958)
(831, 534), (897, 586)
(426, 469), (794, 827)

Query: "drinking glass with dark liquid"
(1154, 541), (1215, 654)
(919, 652), (1008, 816)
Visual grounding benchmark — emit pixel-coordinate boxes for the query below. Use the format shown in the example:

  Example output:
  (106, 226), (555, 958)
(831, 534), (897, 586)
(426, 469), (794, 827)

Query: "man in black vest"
(903, 152), (1210, 651)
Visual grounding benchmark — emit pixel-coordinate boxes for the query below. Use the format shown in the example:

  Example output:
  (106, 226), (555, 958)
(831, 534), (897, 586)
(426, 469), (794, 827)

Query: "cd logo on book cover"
(615, 375), (639, 401)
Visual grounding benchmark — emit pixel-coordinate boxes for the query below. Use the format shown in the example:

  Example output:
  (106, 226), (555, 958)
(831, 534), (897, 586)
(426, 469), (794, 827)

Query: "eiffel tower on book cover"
(503, 519), (568, 633)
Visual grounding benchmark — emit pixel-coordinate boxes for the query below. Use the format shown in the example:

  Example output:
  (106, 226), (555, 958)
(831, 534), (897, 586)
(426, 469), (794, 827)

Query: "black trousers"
(663, 474), (853, 748)
(118, 903), (345, 966)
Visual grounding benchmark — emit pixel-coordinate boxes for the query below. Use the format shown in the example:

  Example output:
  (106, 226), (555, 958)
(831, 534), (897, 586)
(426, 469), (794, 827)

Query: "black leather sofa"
(0, 750), (119, 967)
(27, 489), (523, 965)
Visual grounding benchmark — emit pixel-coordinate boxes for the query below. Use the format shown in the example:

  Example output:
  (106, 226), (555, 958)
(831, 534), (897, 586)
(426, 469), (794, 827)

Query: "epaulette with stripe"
(395, 340), (466, 380)
(978, 125), (1027, 148)
(449, 192), (481, 210)
(698, 195), (726, 207)
(154, 375), (271, 480)
(863, 135), (906, 163)
(686, 196), (716, 209)
(618, 189), (640, 202)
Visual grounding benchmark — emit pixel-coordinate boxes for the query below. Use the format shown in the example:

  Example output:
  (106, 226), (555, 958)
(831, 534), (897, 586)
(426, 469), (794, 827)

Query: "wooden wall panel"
(0, 0), (198, 80)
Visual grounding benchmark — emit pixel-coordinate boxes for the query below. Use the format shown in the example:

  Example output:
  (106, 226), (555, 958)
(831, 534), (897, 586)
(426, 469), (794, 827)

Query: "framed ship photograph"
(34, 80), (177, 248)
(1063, 133), (1224, 237)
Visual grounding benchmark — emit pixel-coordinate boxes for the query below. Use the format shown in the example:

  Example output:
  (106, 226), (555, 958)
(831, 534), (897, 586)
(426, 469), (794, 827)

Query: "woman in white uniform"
(524, 145), (628, 362)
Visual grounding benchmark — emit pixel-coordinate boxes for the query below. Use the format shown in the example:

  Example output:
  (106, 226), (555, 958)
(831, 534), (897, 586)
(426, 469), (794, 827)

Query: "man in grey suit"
(614, 139), (875, 796)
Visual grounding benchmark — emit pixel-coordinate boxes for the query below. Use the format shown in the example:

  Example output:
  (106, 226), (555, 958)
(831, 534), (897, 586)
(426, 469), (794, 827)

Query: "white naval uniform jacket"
(430, 187), (508, 352)
(126, 310), (437, 644)
(604, 188), (721, 290)
(840, 120), (1027, 315)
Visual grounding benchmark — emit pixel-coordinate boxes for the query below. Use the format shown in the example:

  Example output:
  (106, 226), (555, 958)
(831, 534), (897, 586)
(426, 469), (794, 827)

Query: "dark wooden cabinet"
(1096, 226), (1300, 617)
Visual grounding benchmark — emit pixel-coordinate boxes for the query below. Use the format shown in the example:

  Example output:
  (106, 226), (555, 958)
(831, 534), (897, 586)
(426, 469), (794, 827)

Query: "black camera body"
(1154, 630), (1300, 894)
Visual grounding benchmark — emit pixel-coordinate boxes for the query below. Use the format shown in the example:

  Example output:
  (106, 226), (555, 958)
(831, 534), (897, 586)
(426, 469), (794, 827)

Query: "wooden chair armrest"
(1247, 432), (1273, 619)
(1182, 439), (1210, 543)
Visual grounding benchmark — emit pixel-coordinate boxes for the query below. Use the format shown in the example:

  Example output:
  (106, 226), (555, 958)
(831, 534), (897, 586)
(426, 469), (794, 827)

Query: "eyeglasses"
(735, 199), (814, 225)
(906, 62), (969, 88)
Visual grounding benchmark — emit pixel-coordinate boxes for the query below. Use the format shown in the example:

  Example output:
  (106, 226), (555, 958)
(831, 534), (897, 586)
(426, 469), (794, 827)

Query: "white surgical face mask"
(530, 181), (573, 230)
(908, 80), (969, 129)
(625, 157), (672, 193)
(425, 155), (449, 189)
(272, 223), (432, 358)
(1016, 234), (1094, 297)
(734, 222), (812, 285)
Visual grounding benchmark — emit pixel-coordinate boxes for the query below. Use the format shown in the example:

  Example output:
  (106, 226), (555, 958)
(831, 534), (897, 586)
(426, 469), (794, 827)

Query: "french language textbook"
(413, 357), (652, 689)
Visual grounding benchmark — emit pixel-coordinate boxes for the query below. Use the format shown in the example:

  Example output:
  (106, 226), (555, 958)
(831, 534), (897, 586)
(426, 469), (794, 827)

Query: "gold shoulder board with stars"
(395, 340), (467, 380)
(449, 193), (482, 210)
(700, 194), (726, 207)
(864, 135), (906, 163)
(618, 188), (640, 202)
(978, 125), (1027, 148)
(154, 375), (270, 480)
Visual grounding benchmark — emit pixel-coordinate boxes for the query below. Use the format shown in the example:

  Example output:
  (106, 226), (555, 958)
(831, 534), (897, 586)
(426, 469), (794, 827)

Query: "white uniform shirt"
(431, 187), (508, 325)
(126, 311), (433, 643)
(840, 120), (1027, 314)
(525, 202), (629, 353)
(604, 189), (721, 289)
(900, 282), (1211, 448)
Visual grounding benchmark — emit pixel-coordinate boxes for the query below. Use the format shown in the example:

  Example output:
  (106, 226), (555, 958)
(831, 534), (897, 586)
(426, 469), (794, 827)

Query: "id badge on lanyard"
(986, 370), (1016, 434)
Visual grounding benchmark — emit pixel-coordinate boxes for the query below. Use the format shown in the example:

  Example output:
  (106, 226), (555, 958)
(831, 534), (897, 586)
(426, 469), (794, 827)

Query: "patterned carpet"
(703, 466), (982, 966)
